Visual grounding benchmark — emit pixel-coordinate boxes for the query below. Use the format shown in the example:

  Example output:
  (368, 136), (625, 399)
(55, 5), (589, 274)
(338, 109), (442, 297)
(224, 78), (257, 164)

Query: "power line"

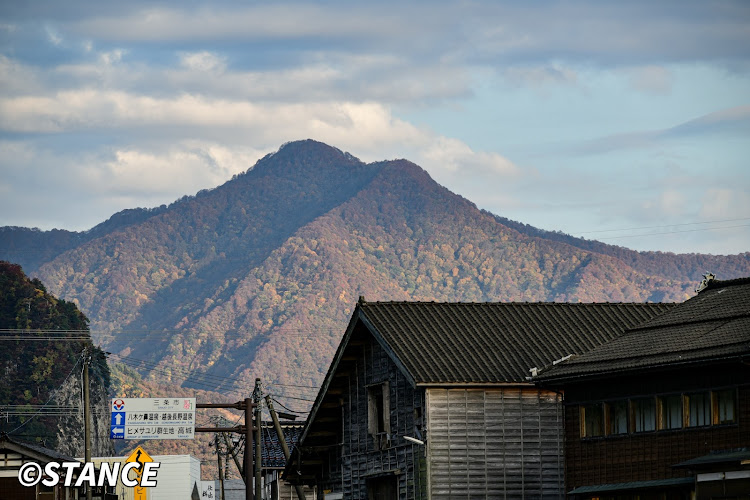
(8, 352), (85, 435)
(596, 223), (750, 241)
(0, 328), (338, 338)
(268, 382), (319, 390)
(575, 217), (750, 235)
(111, 354), (320, 402)
(270, 397), (309, 416)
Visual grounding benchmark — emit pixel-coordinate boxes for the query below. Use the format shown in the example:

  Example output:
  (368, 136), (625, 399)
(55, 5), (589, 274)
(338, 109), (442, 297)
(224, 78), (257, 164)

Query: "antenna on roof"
(695, 272), (716, 293)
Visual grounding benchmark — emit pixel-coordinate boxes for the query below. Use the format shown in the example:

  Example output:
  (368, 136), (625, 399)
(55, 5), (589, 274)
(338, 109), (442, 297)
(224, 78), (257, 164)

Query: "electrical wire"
(0, 328), (338, 339)
(575, 216), (750, 235)
(8, 352), (85, 435)
(595, 223), (750, 241)
(270, 397), (309, 416)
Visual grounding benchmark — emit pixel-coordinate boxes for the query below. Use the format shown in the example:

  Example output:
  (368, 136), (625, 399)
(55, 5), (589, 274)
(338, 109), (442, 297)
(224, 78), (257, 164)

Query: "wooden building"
(261, 423), (317, 500)
(535, 275), (750, 499)
(285, 298), (671, 499)
(0, 433), (115, 499)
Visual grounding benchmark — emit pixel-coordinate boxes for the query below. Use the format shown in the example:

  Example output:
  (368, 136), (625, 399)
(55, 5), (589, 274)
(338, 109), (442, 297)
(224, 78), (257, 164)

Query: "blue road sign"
(111, 412), (126, 426)
(110, 426), (125, 439)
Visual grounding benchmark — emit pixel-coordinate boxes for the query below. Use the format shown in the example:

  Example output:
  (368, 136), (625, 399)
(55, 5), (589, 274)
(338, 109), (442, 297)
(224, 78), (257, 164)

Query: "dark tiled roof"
(0, 433), (79, 463)
(260, 423), (302, 468)
(674, 448), (750, 468)
(568, 477), (694, 495)
(359, 301), (674, 384)
(536, 278), (750, 382)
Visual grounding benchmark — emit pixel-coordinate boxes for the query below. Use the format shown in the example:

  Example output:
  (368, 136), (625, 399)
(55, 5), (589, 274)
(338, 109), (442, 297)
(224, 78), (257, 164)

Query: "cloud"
(503, 64), (578, 88)
(421, 137), (521, 176)
(573, 105), (750, 155)
(179, 51), (226, 73)
(0, 0), (748, 256)
(699, 188), (750, 220)
(10, 1), (745, 80)
(628, 65), (673, 95)
(640, 189), (688, 217)
(0, 77), (526, 231)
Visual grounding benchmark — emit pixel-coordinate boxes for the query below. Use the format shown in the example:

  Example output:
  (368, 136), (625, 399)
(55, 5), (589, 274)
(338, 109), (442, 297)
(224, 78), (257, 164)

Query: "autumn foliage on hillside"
(0, 261), (110, 453)
(0, 140), (747, 410)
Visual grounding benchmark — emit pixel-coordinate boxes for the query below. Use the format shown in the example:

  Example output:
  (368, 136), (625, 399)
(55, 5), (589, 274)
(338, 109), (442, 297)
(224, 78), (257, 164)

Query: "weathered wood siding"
(563, 367), (750, 492)
(320, 330), (428, 499)
(426, 387), (564, 499)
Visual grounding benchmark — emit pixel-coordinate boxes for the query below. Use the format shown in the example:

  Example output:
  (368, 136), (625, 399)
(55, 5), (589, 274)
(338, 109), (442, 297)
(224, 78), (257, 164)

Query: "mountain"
(2, 140), (749, 405)
(0, 261), (112, 456)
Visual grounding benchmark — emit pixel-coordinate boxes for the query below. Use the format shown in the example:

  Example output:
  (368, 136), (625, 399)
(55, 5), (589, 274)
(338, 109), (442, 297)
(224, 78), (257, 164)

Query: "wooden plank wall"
(320, 332), (428, 498)
(564, 386), (750, 490)
(426, 387), (564, 499)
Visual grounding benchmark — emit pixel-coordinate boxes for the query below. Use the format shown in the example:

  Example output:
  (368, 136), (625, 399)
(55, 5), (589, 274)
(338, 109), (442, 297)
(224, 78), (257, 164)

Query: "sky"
(0, 1), (748, 255)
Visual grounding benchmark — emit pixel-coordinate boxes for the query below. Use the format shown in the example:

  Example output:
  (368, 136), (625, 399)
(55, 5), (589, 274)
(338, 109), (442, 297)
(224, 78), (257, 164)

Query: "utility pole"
(265, 395), (306, 500)
(82, 348), (92, 500)
(253, 379), (263, 500)
(216, 433), (226, 500)
(222, 432), (244, 479)
(195, 399), (256, 500)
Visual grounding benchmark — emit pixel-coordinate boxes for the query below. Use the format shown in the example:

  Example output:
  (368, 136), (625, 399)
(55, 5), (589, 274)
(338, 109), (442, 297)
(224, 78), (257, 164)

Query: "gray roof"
(291, 300), (674, 474)
(674, 448), (750, 468)
(359, 301), (674, 384)
(536, 277), (750, 382)
(0, 433), (80, 463)
(568, 477), (694, 495)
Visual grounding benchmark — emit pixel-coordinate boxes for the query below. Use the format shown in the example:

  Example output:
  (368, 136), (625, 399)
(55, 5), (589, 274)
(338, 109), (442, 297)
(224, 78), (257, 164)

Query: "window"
(606, 401), (628, 435)
(686, 392), (711, 427)
(658, 395), (683, 430)
(578, 387), (738, 440)
(713, 389), (736, 425)
(368, 382), (390, 449)
(581, 404), (604, 437)
(367, 476), (398, 500)
(631, 398), (656, 432)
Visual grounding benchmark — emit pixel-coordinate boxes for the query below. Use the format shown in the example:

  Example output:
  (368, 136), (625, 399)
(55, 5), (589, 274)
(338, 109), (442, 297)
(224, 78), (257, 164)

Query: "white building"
(89, 454), (201, 499)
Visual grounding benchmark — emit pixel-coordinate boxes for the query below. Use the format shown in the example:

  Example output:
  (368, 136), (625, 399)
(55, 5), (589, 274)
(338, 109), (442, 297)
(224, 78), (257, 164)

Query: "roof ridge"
(704, 276), (750, 291)
(628, 312), (750, 334)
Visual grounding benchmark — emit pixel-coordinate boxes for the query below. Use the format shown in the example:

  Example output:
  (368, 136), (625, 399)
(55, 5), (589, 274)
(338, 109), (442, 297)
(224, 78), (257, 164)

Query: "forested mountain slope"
(0, 261), (112, 456)
(2, 140), (748, 402)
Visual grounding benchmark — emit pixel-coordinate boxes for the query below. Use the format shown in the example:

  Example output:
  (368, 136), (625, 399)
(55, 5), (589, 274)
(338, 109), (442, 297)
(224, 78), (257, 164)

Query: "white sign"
(200, 481), (217, 499)
(111, 398), (196, 440)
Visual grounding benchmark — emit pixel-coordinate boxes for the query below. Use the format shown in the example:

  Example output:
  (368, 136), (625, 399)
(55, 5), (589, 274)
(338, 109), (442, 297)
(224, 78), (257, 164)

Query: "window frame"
(657, 394), (683, 431)
(685, 391), (712, 428)
(630, 397), (657, 433)
(367, 381), (391, 450)
(712, 389), (737, 425)
(580, 403), (604, 438)
(605, 400), (629, 436)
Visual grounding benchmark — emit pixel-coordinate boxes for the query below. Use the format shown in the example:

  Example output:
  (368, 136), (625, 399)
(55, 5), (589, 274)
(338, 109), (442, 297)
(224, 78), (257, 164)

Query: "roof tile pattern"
(360, 301), (673, 383)
(537, 278), (750, 381)
(260, 423), (302, 468)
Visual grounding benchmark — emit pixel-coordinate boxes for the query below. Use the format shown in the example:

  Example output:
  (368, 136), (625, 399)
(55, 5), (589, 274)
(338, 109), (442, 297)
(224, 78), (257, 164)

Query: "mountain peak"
(276, 139), (361, 163)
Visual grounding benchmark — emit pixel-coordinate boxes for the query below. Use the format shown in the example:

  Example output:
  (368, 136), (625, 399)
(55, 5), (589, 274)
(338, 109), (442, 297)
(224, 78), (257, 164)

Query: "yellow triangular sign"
(125, 446), (153, 500)
(126, 445), (154, 464)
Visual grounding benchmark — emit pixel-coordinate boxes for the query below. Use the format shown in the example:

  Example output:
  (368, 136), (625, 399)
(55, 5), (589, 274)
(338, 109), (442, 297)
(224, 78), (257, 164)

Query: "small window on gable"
(631, 397), (656, 432)
(686, 392), (711, 427)
(713, 389), (736, 425)
(581, 404), (603, 437)
(368, 382), (390, 449)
